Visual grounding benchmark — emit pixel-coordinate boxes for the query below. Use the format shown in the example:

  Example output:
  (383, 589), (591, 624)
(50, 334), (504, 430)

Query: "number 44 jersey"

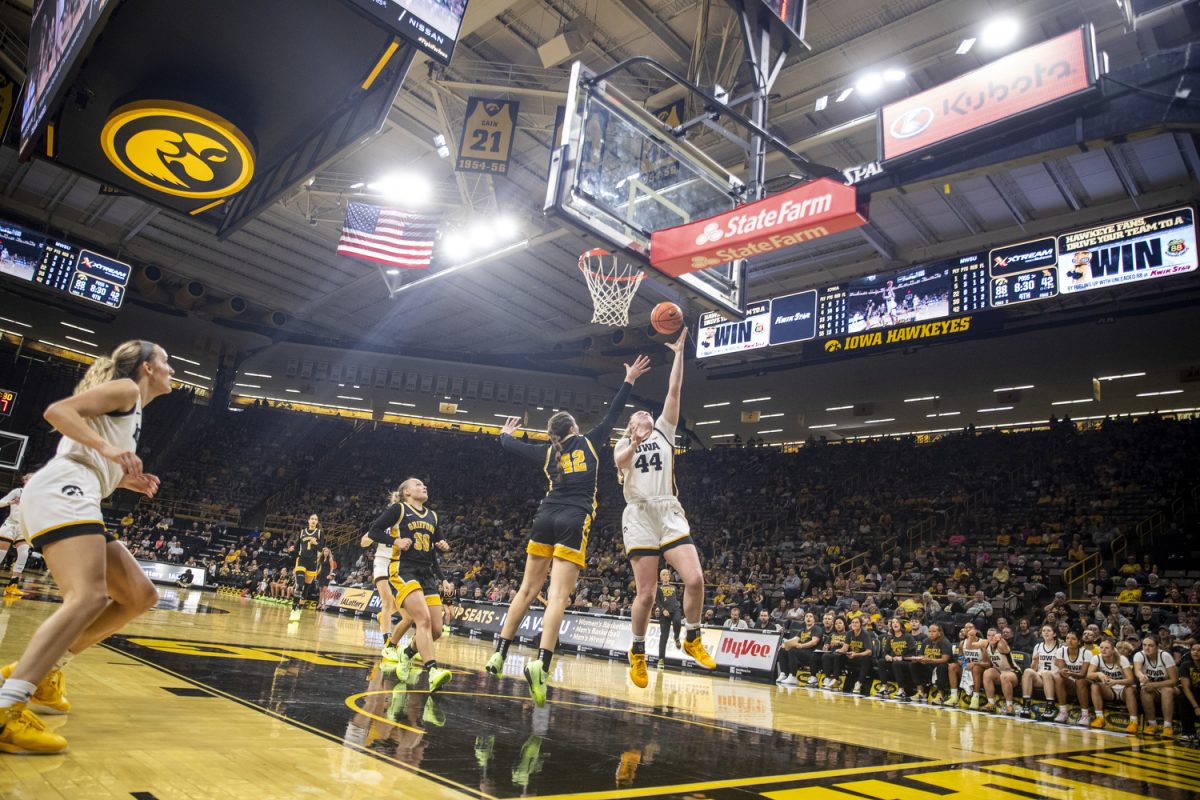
(618, 415), (678, 503)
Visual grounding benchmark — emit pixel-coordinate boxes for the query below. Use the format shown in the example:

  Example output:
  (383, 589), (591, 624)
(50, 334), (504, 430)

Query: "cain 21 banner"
(1057, 207), (1196, 294)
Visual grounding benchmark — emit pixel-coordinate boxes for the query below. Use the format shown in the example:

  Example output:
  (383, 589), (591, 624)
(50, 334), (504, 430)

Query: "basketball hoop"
(578, 248), (644, 327)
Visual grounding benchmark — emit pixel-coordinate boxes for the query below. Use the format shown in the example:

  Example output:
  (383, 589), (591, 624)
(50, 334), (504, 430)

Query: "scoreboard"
(0, 389), (14, 417)
(697, 206), (1198, 359)
(0, 219), (130, 310)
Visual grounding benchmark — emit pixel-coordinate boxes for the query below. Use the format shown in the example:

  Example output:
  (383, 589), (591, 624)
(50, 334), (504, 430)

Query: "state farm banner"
(881, 27), (1096, 162)
(697, 301), (771, 359)
(1058, 207), (1197, 294)
(649, 178), (866, 277)
(714, 629), (781, 676)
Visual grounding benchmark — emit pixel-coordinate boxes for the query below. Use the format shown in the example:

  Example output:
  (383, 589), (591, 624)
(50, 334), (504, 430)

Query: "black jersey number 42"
(634, 452), (663, 473)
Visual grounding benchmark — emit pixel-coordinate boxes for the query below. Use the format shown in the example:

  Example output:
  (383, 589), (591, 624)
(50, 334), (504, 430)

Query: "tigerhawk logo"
(100, 101), (255, 200)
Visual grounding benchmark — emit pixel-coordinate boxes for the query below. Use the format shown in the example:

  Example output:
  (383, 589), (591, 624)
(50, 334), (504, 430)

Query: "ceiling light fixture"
(825, 405), (854, 411)
(835, 87), (854, 103)
(1136, 390), (1183, 397)
(703, 401), (731, 408)
(814, 95), (828, 112)
(809, 423), (837, 429)
(711, 433), (735, 439)
(233, 383), (260, 389)
(977, 406), (1013, 413)
(742, 396), (772, 403)
(170, 354), (201, 366)
(994, 385), (1034, 392)
(0, 316), (32, 328)
(864, 418), (895, 424)
(1050, 398), (1092, 406)
(1098, 372), (1146, 381)
(695, 420), (720, 425)
(60, 321), (95, 334)
(285, 389), (301, 394)
(367, 173), (431, 205)
(903, 396), (939, 403)
(854, 72), (884, 95)
(956, 37), (976, 55)
(244, 372), (272, 378)
(757, 428), (783, 434)
(980, 16), (1019, 49)
(337, 395), (364, 401)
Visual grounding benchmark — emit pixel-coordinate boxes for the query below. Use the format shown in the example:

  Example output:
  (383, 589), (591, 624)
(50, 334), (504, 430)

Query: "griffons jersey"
(500, 381), (632, 512)
(618, 415), (677, 502)
(367, 503), (444, 572)
(296, 528), (323, 562)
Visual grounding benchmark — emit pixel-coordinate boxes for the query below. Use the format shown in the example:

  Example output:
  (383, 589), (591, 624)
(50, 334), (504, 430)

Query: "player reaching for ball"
(485, 356), (652, 706)
(617, 328), (716, 688)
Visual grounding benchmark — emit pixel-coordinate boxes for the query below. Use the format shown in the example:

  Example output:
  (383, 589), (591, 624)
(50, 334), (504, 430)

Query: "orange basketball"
(651, 302), (684, 335)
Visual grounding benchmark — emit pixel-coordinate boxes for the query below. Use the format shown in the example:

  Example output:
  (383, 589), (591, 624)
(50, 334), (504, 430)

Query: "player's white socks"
(12, 543), (29, 575)
(0, 679), (35, 708)
(55, 652), (74, 671)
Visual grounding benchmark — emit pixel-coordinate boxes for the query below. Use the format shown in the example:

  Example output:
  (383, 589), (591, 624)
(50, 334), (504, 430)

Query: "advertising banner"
(338, 588), (375, 612)
(714, 629), (781, 676)
(136, 559), (206, 588)
(697, 301), (771, 359)
(650, 178), (866, 277)
(1057, 207), (1197, 294)
(768, 290), (818, 345)
(881, 27), (1094, 161)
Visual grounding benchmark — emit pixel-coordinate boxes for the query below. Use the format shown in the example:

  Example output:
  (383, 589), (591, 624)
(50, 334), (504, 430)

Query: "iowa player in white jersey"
(0, 474), (32, 597)
(0, 340), (172, 754)
(616, 329), (715, 688)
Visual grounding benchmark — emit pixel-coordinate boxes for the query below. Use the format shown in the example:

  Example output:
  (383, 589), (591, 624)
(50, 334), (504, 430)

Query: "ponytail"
(75, 340), (155, 395)
(546, 411), (575, 481)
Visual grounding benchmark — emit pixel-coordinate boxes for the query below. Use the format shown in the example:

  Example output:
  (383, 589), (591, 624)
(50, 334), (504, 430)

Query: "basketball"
(651, 302), (684, 335)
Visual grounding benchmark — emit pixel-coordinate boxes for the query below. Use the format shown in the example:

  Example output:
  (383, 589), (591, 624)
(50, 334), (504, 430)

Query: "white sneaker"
(781, 675), (799, 686)
(806, 676), (818, 686)
(1054, 708), (1069, 724)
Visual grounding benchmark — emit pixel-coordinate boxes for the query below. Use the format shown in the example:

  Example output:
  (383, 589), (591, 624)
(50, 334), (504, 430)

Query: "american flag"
(337, 202), (439, 269)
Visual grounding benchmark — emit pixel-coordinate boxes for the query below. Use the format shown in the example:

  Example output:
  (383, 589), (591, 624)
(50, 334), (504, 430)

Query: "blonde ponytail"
(75, 340), (155, 394)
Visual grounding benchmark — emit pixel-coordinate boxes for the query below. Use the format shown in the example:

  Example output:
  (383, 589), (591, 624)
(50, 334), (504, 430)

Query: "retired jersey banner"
(650, 178), (866, 277)
(1057, 207), (1197, 294)
(881, 27), (1095, 162)
(697, 301), (771, 359)
(457, 97), (519, 175)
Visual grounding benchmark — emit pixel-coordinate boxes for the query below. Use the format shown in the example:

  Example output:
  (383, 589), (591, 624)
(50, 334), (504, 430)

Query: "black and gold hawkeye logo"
(101, 101), (255, 200)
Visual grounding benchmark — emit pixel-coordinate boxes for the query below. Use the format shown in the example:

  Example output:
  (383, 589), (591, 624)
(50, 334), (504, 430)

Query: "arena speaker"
(220, 296), (248, 316)
(580, 336), (595, 352)
(174, 280), (205, 309)
(610, 329), (626, 346)
(132, 264), (163, 292)
(267, 310), (289, 327)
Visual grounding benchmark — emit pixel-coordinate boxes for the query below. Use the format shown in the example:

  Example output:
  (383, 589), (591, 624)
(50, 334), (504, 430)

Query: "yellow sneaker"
(682, 635), (715, 669)
(0, 703), (67, 754)
(0, 665), (70, 715)
(3, 584), (21, 597)
(1090, 714), (1106, 729)
(628, 651), (648, 688)
(1144, 723), (1158, 736)
(1125, 720), (1139, 734)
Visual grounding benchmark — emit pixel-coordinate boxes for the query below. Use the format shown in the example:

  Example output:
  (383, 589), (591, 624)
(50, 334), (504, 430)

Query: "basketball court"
(1, 583), (1198, 800)
(0, 0), (1199, 797)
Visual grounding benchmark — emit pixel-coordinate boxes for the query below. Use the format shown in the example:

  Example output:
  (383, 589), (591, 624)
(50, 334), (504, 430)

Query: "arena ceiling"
(0, 0), (1198, 441)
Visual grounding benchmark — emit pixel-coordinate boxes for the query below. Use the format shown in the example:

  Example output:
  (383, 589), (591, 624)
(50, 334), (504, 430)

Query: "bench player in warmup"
(0, 475), (32, 597)
(616, 329), (715, 688)
(486, 356), (651, 706)
(289, 515), (323, 622)
(0, 340), (172, 754)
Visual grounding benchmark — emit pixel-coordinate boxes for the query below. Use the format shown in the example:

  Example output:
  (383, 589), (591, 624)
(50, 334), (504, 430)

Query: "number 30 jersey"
(619, 415), (677, 503)
(366, 502), (443, 571)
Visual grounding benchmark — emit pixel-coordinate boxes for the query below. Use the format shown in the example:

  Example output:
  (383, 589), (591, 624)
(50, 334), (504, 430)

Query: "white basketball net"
(578, 249), (644, 327)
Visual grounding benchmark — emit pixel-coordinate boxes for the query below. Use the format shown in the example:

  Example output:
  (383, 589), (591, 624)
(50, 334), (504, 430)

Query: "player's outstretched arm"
(662, 327), (687, 428)
(498, 416), (549, 461)
(589, 356), (651, 443)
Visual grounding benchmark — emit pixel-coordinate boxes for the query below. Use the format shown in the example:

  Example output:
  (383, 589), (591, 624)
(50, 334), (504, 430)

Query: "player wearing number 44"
(616, 328), (716, 688)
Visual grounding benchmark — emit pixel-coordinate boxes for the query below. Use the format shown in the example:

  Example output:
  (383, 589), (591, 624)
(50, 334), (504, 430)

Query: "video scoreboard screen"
(696, 206), (1197, 359)
(0, 219), (130, 309)
(0, 389), (15, 417)
(344, 0), (470, 65)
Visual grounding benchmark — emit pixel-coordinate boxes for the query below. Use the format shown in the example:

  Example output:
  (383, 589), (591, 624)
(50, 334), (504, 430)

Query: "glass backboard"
(545, 61), (748, 317)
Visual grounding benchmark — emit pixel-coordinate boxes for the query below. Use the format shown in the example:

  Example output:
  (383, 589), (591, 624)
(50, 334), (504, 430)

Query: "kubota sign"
(880, 27), (1096, 162)
(649, 177), (867, 278)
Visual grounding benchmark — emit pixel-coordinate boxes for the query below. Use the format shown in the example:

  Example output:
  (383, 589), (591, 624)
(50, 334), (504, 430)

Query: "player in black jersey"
(655, 569), (682, 667)
(364, 478), (453, 694)
(1178, 642), (1200, 746)
(289, 515), (323, 622)
(486, 356), (651, 706)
